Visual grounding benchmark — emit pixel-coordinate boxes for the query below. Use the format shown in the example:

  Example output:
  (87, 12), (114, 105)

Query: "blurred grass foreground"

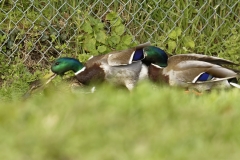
(1, 83), (240, 160)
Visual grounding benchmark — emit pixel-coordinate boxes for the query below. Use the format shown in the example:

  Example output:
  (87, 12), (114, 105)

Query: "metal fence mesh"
(0, 0), (239, 65)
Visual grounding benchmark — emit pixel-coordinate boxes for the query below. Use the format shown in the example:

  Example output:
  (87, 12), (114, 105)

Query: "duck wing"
(168, 54), (238, 65)
(84, 42), (151, 67)
(166, 60), (237, 83)
(107, 42), (151, 66)
(84, 54), (106, 68)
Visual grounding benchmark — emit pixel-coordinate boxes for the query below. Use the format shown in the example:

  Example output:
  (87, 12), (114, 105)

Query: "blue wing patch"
(197, 72), (213, 81)
(132, 49), (144, 61)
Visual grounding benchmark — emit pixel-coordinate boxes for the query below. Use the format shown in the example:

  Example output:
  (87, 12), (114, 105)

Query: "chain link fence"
(0, 0), (239, 66)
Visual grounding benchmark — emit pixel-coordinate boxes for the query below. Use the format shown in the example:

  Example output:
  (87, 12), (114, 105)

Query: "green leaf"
(0, 34), (7, 43)
(121, 35), (132, 45)
(89, 16), (100, 25)
(187, 41), (195, 48)
(130, 41), (139, 47)
(114, 24), (125, 36)
(175, 27), (182, 37)
(83, 38), (96, 52)
(78, 54), (93, 63)
(111, 18), (122, 26)
(231, 28), (238, 35)
(183, 36), (195, 49)
(95, 23), (104, 29)
(107, 34), (120, 46)
(116, 45), (128, 50)
(84, 34), (93, 41)
(95, 31), (107, 44)
(97, 45), (107, 53)
(111, 34), (120, 44)
(81, 21), (92, 34)
(168, 30), (177, 39)
(167, 40), (177, 51)
(168, 27), (182, 39)
(91, 49), (99, 55)
(106, 12), (118, 21)
(76, 35), (84, 42)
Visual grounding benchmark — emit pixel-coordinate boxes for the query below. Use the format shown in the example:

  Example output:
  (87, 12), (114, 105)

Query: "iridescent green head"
(51, 57), (84, 75)
(143, 46), (168, 67)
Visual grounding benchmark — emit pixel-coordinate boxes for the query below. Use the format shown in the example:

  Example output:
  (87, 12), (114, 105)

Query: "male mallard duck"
(143, 46), (240, 92)
(50, 42), (153, 90)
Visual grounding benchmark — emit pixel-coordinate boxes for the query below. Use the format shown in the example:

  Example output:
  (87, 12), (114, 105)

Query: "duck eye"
(55, 62), (60, 65)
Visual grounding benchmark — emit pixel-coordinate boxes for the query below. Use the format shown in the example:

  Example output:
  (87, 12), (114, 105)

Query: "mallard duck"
(144, 46), (240, 92)
(49, 42), (153, 90)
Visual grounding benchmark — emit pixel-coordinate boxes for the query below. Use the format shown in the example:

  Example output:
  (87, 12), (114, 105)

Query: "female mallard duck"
(49, 42), (153, 90)
(143, 46), (240, 92)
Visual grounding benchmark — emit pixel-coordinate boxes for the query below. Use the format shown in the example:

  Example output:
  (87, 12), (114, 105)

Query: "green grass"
(1, 82), (240, 159)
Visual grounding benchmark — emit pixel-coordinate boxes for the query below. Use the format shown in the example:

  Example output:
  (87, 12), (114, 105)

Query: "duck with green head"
(50, 42), (153, 90)
(143, 46), (240, 92)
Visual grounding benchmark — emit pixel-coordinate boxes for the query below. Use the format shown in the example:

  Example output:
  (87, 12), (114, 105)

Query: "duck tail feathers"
(229, 82), (240, 89)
